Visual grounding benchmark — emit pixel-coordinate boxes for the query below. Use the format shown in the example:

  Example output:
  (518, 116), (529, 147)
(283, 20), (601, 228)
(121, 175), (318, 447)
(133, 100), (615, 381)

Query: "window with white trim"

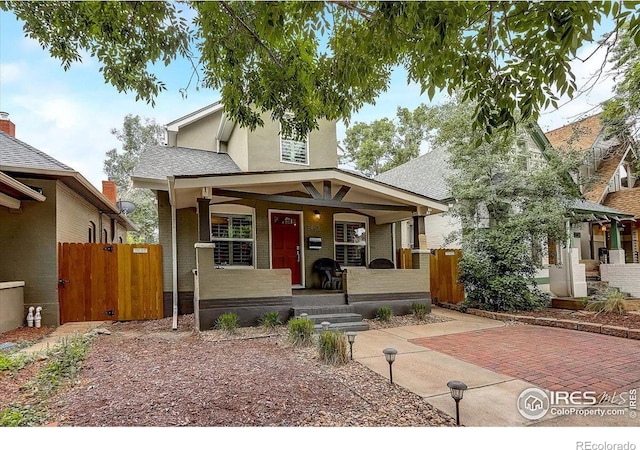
(334, 220), (367, 267)
(210, 211), (254, 267)
(280, 115), (309, 165)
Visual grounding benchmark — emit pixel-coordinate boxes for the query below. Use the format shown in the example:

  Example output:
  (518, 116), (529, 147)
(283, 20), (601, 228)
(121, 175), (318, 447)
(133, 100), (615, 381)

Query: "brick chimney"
(102, 180), (118, 205)
(0, 112), (16, 137)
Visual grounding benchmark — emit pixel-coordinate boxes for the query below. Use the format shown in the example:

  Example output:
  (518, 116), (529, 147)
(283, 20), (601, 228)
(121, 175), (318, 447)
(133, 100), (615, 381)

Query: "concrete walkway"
(19, 321), (107, 355)
(353, 307), (639, 427)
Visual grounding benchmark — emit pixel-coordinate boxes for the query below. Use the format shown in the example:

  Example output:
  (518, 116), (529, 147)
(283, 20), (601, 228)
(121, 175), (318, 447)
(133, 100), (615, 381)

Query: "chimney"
(102, 180), (118, 205)
(0, 112), (16, 137)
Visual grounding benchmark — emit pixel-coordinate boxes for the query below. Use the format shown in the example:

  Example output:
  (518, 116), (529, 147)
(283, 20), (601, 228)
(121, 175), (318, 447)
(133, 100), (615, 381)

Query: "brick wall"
(0, 178), (59, 325)
(343, 267), (429, 295)
(600, 264), (640, 297)
(56, 181), (102, 243)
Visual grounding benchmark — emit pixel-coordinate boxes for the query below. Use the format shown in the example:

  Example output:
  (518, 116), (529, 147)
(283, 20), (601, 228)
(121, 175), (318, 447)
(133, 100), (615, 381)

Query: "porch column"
(608, 221), (626, 264)
(197, 198), (211, 242)
(413, 215), (426, 250)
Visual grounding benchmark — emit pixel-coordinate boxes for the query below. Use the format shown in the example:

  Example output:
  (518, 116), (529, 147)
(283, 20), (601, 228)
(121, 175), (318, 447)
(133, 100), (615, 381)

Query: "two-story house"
(132, 102), (448, 330)
(376, 121), (633, 301)
(546, 113), (639, 265)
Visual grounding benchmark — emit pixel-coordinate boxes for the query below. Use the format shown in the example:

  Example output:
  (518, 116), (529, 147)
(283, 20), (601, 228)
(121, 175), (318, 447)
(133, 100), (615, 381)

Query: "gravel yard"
(24, 314), (457, 427)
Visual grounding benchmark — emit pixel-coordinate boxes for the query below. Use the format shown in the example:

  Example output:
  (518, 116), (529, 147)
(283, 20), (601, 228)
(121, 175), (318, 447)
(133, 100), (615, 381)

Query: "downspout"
(391, 222), (397, 267)
(168, 177), (178, 331)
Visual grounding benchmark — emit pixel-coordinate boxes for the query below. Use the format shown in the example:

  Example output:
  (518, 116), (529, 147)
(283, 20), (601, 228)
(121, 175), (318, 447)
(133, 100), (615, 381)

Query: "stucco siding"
(0, 178), (59, 326)
(176, 112), (222, 152)
(247, 112), (338, 171)
(226, 124), (249, 171)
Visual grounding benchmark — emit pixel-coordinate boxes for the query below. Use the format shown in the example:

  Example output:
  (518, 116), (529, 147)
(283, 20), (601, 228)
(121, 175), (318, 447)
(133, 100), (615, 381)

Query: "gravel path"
(46, 315), (456, 427)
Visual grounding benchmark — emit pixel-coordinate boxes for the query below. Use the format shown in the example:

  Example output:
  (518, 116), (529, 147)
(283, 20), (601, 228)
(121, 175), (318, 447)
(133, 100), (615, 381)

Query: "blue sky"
(0, 8), (618, 191)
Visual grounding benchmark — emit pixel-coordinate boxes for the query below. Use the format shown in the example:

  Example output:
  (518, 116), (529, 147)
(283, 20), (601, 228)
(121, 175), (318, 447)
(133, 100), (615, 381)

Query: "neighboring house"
(0, 113), (136, 326)
(376, 121), (633, 299)
(546, 113), (639, 264)
(132, 102), (447, 330)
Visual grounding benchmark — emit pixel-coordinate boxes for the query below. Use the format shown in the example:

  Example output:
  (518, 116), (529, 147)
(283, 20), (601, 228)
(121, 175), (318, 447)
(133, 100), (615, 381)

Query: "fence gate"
(58, 243), (163, 323)
(430, 249), (465, 304)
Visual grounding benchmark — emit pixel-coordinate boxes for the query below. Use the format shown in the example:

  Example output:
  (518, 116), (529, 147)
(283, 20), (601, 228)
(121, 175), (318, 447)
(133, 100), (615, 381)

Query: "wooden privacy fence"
(397, 248), (413, 269)
(430, 249), (465, 304)
(58, 243), (163, 323)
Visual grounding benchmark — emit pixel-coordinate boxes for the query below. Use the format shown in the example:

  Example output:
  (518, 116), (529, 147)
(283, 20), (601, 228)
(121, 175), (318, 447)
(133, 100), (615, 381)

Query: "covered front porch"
(166, 168), (447, 330)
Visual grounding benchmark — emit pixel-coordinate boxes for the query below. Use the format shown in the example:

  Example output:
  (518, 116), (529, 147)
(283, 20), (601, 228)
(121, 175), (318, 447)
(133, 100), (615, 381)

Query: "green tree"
(602, 25), (640, 171)
(341, 105), (429, 176)
(425, 99), (580, 311)
(3, 1), (639, 139)
(104, 114), (164, 243)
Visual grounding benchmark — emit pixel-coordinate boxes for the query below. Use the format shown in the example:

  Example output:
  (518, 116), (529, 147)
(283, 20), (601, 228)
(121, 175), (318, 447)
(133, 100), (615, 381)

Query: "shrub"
(411, 302), (428, 321)
(0, 353), (31, 373)
(585, 288), (626, 314)
(287, 317), (315, 346)
(259, 311), (282, 330)
(376, 306), (392, 321)
(0, 404), (46, 427)
(215, 313), (239, 333)
(317, 331), (348, 365)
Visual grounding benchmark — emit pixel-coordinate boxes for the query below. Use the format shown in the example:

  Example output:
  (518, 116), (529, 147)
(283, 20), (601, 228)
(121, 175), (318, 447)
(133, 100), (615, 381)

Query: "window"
(210, 213), (254, 267)
(88, 221), (96, 243)
(280, 115), (308, 165)
(102, 229), (108, 243)
(334, 219), (367, 267)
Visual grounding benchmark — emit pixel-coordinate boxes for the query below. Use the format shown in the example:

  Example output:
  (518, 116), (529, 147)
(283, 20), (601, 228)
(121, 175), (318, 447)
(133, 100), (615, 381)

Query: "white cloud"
(0, 61), (26, 83)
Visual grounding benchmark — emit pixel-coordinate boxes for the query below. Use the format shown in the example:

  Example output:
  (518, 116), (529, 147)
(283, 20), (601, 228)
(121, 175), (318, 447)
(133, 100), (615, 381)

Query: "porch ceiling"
(172, 168), (448, 223)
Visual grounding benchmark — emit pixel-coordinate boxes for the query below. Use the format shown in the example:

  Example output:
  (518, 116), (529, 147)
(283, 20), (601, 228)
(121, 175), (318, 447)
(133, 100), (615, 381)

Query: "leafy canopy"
(103, 114), (164, 243)
(4, 1), (640, 139)
(341, 105), (430, 177)
(602, 24), (640, 170)
(424, 98), (581, 311)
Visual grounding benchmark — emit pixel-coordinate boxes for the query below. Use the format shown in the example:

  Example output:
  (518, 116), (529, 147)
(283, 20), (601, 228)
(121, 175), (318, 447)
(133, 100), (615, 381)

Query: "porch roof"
(569, 198), (634, 220)
(164, 167), (448, 224)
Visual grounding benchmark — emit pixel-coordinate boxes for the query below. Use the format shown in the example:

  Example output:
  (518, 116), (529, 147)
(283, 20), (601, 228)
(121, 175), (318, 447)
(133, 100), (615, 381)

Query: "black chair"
(312, 258), (344, 290)
(368, 258), (395, 269)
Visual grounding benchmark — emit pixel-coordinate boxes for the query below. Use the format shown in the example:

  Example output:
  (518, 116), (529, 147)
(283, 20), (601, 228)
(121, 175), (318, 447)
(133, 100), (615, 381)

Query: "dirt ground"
(1, 315), (456, 427)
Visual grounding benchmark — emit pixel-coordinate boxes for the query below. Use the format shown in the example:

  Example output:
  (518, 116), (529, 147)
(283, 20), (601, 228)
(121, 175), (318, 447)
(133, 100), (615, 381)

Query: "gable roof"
(0, 131), (136, 230)
(545, 113), (604, 154)
(166, 102), (224, 132)
(374, 146), (454, 201)
(0, 130), (74, 172)
(583, 144), (628, 203)
(132, 145), (242, 182)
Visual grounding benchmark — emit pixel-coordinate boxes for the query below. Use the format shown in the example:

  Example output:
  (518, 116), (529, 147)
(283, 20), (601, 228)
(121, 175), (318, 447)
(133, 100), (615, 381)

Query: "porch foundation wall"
(343, 268), (431, 317)
(600, 264), (640, 297)
(162, 291), (194, 318)
(194, 246), (293, 330)
(0, 282), (25, 333)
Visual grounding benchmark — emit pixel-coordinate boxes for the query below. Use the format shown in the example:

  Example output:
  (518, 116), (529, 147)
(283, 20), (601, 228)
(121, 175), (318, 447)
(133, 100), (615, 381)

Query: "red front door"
(271, 212), (301, 285)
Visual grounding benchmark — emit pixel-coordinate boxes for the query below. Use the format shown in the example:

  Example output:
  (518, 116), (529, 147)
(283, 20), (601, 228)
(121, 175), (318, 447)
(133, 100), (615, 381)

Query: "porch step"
(305, 312), (363, 325)
(291, 293), (346, 307)
(313, 321), (370, 333)
(292, 305), (355, 316)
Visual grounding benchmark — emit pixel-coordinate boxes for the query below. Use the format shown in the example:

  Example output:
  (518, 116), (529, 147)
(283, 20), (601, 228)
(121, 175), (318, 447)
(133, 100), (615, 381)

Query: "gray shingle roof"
(132, 145), (242, 180)
(0, 130), (74, 172)
(375, 146), (455, 201)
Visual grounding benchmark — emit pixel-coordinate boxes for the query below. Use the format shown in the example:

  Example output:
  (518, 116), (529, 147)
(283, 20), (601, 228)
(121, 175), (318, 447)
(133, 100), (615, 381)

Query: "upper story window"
(280, 114), (309, 165)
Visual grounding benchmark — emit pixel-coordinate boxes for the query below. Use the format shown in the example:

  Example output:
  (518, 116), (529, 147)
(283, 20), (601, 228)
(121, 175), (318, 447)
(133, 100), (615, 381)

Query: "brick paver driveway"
(410, 325), (640, 395)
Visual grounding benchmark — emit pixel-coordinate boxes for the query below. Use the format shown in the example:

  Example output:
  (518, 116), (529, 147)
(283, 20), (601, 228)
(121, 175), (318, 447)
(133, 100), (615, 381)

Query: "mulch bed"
(2, 315), (457, 427)
(510, 308), (640, 329)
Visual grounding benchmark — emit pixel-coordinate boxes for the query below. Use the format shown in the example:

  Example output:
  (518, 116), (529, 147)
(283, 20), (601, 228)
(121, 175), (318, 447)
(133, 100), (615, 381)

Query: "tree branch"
(327, 1), (373, 20)
(219, 1), (283, 69)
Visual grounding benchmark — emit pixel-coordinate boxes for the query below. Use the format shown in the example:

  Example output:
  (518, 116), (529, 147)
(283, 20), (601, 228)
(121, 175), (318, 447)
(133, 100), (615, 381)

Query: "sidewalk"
(19, 321), (107, 355)
(353, 307), (638, 427)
